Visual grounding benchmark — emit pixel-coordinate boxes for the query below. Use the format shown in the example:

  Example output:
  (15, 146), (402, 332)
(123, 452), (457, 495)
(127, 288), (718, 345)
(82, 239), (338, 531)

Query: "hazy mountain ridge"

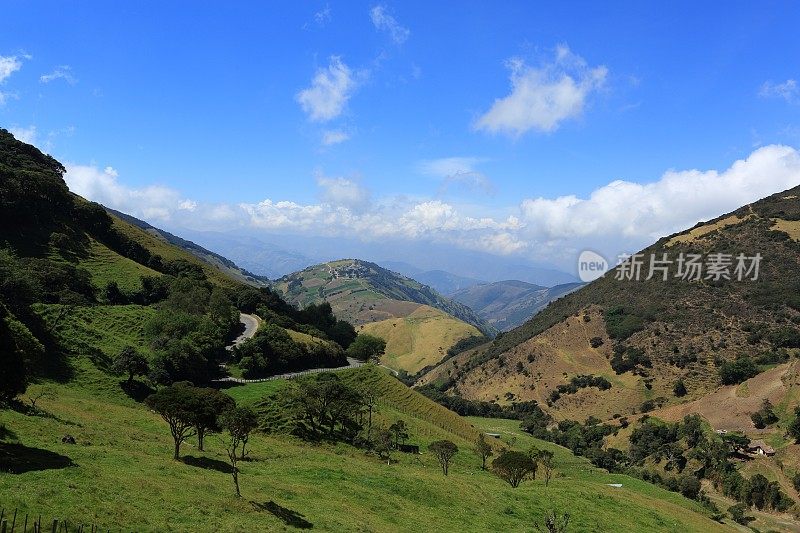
(451, 280), (584, 331)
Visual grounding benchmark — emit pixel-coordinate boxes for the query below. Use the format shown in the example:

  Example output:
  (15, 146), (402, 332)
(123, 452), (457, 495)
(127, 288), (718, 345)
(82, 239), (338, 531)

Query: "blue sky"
(2, 1), (800, 270)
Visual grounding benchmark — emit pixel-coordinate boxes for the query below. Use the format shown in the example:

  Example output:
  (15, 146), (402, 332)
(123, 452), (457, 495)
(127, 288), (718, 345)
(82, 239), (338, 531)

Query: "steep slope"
(107, 208), (270, 287)
(358, 305), (482, 373)
(445, 186), (800, 423)
(275, 259), (494, 335)
(451, 280), (584, 331)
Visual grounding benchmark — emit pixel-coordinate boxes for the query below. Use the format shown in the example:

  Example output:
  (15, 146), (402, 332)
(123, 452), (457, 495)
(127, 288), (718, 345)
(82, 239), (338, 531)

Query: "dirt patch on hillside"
(772, 218), (800, 240)
(652, 361), (798, 433)
(667, 215), (751, 246)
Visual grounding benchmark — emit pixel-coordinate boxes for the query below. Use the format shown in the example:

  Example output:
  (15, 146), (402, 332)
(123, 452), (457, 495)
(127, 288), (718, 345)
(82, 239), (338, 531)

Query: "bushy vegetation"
(718, 356), (759, 385)
(548, 374), (611, 404)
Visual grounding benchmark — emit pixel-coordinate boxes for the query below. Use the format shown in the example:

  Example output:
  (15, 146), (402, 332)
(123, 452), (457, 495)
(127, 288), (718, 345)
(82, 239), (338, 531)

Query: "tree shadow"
(0, 424), (18, 441)
(251, 501), (313, 529)
(181, 455), (233, 473)
(120, 380), (154, 402)
(0, 442), (74, 474)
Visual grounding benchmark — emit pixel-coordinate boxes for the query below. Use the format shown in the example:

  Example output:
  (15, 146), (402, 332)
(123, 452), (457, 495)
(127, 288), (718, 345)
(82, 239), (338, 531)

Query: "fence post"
(2, 518), (8, 533)
(50, 519), (57, 533)
(11, 509), (16, 532)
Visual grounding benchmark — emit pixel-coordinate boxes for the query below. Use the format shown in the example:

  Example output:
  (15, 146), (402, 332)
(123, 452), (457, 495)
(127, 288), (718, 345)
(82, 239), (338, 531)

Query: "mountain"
(451, 280), (584, 331)
(173, 229), (318, 279)
(106, 209), (270, 287)
(435, 185), (800, 423)
(276, 259), (493, 333)
(380, 262), (486, 295)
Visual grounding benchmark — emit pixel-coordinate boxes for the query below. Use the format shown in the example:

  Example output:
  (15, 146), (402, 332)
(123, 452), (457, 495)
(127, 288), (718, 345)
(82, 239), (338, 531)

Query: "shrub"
(718, 356), (759, 385)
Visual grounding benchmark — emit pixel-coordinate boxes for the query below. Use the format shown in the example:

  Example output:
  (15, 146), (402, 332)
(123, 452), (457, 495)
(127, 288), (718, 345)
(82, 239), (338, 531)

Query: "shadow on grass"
(182, 455), (233, 473)
(0, 442), (74, 474)
(0, 424), (17, 441)
(251, 501), (313, 529)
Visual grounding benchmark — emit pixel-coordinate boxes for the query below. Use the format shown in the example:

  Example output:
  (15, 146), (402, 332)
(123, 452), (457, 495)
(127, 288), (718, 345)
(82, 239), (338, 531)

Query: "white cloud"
(64, 164), (186, 222)
(321, 129), (350, 146)
(40, 65), (77, 85)
(419, 157), (494, 194)
(475, 45), (607, 135)
(370, 5), (410, 45)
(759, 79), (798, 104)
(296, 56), (358, 122)
(0, 55), (22, 83)
(519, 144), (800, 244)
(62, 145), (800, 269)
(314, 4), (331, 26)
(9, 125), (37, 145)
(316, 173), (370, 211)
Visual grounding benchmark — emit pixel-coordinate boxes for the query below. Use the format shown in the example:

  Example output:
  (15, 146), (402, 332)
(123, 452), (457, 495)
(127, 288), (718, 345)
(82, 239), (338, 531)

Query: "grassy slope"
(359, 305), (481, 373)
(76, 240), (162, 293)
(1, 361), (733, 532)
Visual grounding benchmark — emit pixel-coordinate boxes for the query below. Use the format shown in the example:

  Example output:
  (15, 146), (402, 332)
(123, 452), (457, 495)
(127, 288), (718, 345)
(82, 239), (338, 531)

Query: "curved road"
(226, 313), (261, 351)
(218, 313), (365, 383)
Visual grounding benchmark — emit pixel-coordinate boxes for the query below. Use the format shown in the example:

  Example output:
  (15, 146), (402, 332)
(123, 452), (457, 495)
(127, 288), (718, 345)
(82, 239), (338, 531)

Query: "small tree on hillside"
(429, 440), (458, 476)
(220, 406), (259, 497)
(527, 446), (541, 480)
(492, 450), (536, 488)
(346, 334), (386, 362)
(189, 387), (235, 451)
(145, 382), (198, 460)
(389, 420), (409, 448)
(538, 449), (555, 487)
(111, 346), (149, 386)
(673, 379), (687, 397)
(788, 407), (800, 443)
(475, 434), (493, 470)
(534, 509), (570, 533)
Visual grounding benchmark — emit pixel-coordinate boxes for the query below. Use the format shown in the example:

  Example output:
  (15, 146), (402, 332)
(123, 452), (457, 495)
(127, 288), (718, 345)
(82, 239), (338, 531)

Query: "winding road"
(217, 313), (365, 383)
(225, 313), (261, 351)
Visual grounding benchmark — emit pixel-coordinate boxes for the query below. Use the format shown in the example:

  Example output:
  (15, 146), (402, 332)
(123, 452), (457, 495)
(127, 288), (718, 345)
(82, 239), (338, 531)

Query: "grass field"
(0, 358), (737, 532)
(77, 240), (161, 294)
(359, 305), (480, 374)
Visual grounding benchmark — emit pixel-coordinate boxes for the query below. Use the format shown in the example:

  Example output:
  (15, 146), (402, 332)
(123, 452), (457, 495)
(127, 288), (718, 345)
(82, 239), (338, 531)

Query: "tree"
(535, 509), (570, 533)
(429, 440), (458, 476)
(673, 379), (687, 397)
(144, 383), (198, 459)
(220, 406), (259, 497)
(359, 387), (379, 444)
(26, 386), (55, 410)
(291, 374), (363, 439)
(389, 420), (409, 448)
(111, 346), (150, 386)
(0, 306), (43, 403)
(492, 451), (536, 488)
(374, 428), (394, 464)
(527, 446), (541, 479)
(538, 449), (555, 487)
(475, 434), (493, 470)
(788, 407), (800, 443)
(346, 334), (387, 362)
(679, 474), (701, 499)
(718, 356), (759, 385)
(750, 399), (779, 429)
(188, 387), (235, 451)
(104, 280), (127, 304)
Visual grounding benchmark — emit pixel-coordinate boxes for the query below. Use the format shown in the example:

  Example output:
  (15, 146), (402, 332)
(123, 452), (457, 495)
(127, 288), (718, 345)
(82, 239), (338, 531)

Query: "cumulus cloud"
(475, 45), (607, 135)
(321, 129), (350, 146)
(370, 5), (410, 45)
(316, 173), (371, 211)
(64, 164), (192, 222)
(759, 79), (798, 104)
(296, 56), (358, 122)
(62, 145), (800, 268)
(40, 65), (77, 85)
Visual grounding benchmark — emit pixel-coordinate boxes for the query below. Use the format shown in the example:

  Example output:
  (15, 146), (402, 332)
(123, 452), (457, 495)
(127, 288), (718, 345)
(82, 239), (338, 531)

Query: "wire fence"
(0, 508), (104, 533)
(214, 360), (365, 384)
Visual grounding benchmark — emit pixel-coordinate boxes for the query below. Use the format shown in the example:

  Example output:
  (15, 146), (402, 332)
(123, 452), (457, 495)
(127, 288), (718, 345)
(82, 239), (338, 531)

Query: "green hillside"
(275, 258), (495, 335)
(0, 362), (733, 532)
